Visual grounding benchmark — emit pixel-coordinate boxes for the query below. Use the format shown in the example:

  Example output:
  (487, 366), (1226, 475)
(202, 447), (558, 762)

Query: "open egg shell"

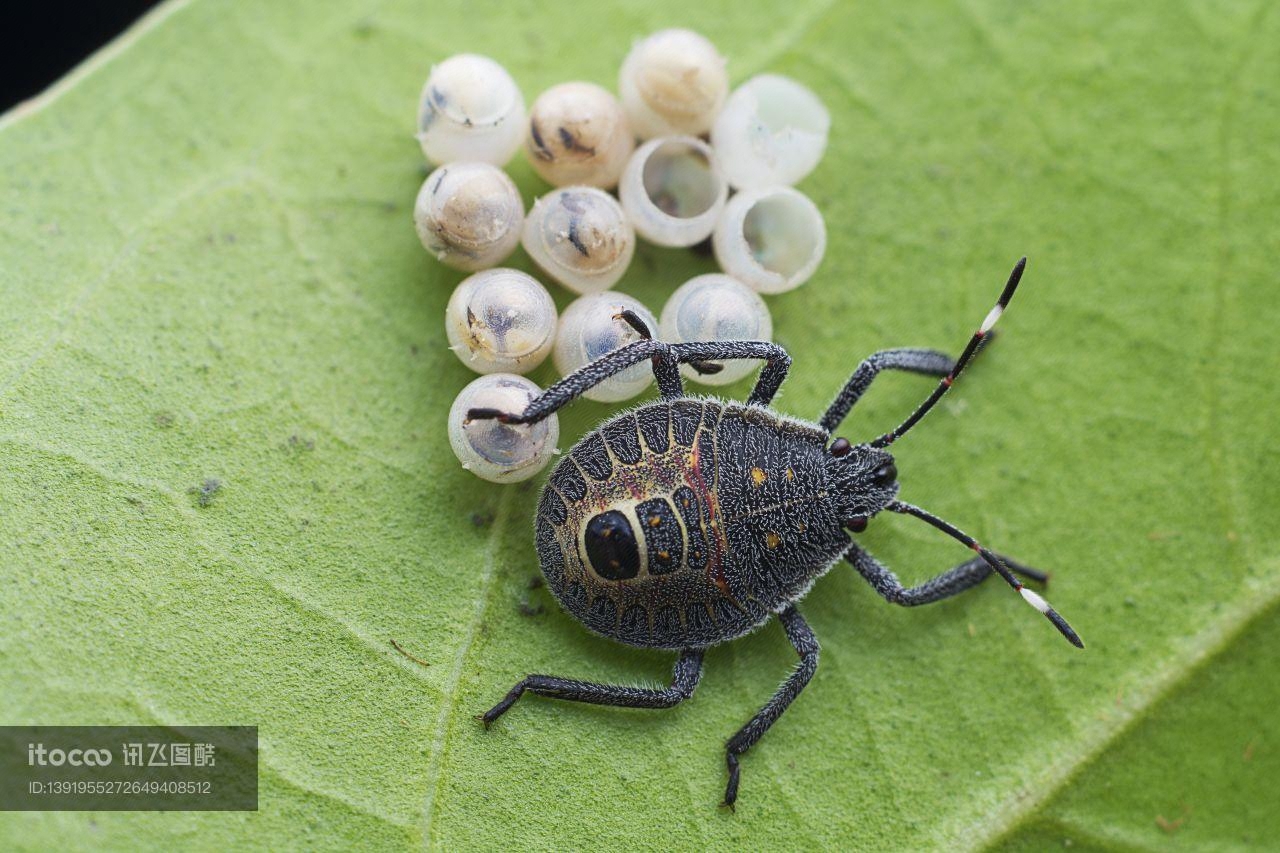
(713, 186), (826, 294)
(711, 74), (829, 190)
(619, 136), (728, 248)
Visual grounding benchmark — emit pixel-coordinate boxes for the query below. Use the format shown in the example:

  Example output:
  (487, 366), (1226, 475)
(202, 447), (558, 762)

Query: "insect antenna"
(871, 257), (1025, 449)
(887, 500), (1084, 648)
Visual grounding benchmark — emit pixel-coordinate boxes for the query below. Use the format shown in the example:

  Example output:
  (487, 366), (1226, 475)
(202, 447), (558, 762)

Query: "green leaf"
(2, 0), (1277, 849)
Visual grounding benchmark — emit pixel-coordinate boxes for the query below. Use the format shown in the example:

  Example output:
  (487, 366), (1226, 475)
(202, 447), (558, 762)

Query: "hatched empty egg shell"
(445, 269), (557, 374)
(619, 136), (728, 247)
(619, 28), (729, 139)
(660, 274), (773, 385)
(414, 162), (524, 271)
(711, 74), (830, 190)
(713, 186), (826, 294)
(525, 82), (635, 189)
(417, 54), (526, 166)
(554, 292), (659, 402)
(522, 187), (636, 294)
(449, 374), (559, 482)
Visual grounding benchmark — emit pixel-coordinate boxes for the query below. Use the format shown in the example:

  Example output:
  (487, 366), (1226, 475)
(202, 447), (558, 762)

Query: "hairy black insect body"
(539, 400), (884, 649)
(474, 259), (1083, 808)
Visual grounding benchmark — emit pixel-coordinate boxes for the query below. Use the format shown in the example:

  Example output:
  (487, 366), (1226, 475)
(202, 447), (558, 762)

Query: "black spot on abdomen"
(637, 497), (683, 575)
(584, 510), (641, 580)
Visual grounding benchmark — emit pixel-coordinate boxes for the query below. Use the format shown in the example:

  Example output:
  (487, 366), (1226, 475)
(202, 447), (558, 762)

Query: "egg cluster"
(415, 30), (830, 482)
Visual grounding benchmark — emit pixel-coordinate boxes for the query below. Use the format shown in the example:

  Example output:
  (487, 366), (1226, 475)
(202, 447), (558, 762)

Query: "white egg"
(713, 186), (826, 294)
(554, 292), (658, 402)
(524, 82), (635, 189)
(619, 136), (728, 247)
(619, 29), (728, 139)
(522, 187), (636, 295)
(659, 274), (773, 385)
(445, 269), (557, 374)
(417, 54), (526, 166)
(449, 374), (559, 483)
(711, 74), (830, 190)
(414, 162), (524, 271)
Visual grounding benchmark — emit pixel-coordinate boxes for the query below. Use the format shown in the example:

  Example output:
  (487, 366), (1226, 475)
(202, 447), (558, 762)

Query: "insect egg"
(619, 136), (728, 247)
(553, 292), (658, 402)
(522, 187), (636, 294)
(713, 186), (826, 294)
(414, 162), (524, 271)
(618, 28), (729, 139)
(417, 54), (526, 166)
(445, 269), (557, 375)
(448, 374), (560, 483)
(710, 74), (830, 190)
(524, 82), (635, 189)
(660, 274), (773, 384)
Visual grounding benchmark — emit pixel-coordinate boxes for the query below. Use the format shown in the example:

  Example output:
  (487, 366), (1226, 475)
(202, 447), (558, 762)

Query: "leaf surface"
(1, 0), (1277, 849)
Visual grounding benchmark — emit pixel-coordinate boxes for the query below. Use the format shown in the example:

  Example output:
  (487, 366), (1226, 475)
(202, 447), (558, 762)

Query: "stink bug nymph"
(468, 258), (1083, 808)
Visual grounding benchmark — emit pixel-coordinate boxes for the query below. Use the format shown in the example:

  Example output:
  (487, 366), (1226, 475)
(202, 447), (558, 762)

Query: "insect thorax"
(535, 398), (851, 649)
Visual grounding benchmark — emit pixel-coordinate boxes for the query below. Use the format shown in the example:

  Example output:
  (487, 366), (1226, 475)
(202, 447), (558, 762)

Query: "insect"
(468, 258), (1083, 808)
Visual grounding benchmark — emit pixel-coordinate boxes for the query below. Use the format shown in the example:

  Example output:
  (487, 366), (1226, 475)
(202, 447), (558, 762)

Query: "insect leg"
(846, 543), (1048, 606)
(885, 499), (1082, 647)
(466, 338), (674, 425)
(668, 341), (793, 406)
(480, 648), (704, 727)
(614, 308), (684, 399)
(721, 605), (818, 809)
(818, 348), (956, 433)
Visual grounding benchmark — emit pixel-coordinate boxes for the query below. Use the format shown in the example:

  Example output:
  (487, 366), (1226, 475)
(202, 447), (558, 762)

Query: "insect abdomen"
(537, 400), (759, 648)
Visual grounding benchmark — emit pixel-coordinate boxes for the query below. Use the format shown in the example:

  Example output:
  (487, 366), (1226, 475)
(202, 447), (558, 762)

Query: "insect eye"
(872, 462), (898, 487)
(830, 437), (852, 457)
(846, 516), (868, 533)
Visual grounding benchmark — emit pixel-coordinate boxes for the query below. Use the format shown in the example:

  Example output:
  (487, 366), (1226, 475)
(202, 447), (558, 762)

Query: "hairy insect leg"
(467, 337), (794, 426)
(618, 310), (786, 399)
(480, 648), (705, 727)
(467, 338), (674, 425)
(668, 340), (793, 407)
(886, 499), (1083, 647)
(846, 544), (1047, 607)
(819, 348), (956, 433)
(614, 308), (685, 399)
(721, 605), (818, 809)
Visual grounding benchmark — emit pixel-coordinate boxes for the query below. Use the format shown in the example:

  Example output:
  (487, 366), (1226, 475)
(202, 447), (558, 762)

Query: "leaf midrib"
(419, 488), (514, 848)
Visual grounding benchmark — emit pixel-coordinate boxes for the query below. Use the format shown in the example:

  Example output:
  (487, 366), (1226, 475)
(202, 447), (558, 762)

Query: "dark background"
(2, 2), (159, 111)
